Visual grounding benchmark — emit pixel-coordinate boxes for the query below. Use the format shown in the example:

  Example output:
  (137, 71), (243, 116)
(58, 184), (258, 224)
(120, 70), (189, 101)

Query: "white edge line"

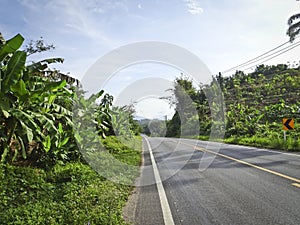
(144, 136), (175, 225)
(191, 139), (300, 157)
(224, 143), (300, 157)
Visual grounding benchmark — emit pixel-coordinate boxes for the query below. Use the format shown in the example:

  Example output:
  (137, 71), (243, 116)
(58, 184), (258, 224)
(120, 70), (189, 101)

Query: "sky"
(1, 0), (300, 119)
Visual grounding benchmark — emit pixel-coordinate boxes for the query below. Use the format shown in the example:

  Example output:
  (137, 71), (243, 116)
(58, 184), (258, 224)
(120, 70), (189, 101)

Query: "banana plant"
(0, 33), (29, 162)
(73, 89), (113, 153)
(0, 33), (76, 164)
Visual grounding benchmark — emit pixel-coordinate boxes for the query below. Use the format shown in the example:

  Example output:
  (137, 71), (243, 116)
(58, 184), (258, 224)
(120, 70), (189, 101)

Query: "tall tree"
(166, 76), (200, 137)
(287, 1), (300, 41)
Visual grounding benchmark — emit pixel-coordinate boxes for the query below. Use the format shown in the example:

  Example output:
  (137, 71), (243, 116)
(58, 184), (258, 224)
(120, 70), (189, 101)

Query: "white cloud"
(19, 0), (121, 45)
(18, 0), (41, 11)
(183, 0), (203, 15)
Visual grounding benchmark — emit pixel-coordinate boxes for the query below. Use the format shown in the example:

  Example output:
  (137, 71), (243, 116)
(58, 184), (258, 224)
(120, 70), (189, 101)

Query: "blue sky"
(1, 0), (300, 118)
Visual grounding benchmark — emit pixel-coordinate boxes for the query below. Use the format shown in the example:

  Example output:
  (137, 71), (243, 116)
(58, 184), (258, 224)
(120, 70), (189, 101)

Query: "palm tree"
(287, 2), (300, 42)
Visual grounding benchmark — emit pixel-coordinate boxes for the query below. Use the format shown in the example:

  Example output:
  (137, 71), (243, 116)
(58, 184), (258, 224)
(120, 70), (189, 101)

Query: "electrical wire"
(228, 40), (300, 72)
(222, 40), (291, 73)
(242, 41), (300, 71)
(221, 37), (300, 74)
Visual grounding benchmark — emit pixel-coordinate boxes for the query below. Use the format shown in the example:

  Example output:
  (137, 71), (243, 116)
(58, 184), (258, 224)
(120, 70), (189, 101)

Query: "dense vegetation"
(0, 33), (142, 224)
(0, 136), (142, 225)
(165, 65), (300, 151)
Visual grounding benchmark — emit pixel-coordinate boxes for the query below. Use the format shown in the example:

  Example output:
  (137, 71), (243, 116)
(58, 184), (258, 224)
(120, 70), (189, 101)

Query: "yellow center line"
(292, 183), (300, 188)
(176, 140), (300, 186)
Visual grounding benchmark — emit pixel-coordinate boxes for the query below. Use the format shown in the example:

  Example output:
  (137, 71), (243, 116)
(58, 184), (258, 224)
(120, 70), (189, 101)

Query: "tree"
(24, 36), (55, 56)
(166, 76), (200, 137)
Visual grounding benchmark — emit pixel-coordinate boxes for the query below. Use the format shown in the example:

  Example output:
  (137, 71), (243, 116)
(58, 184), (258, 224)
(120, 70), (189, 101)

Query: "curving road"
(131, 136), (300, 225)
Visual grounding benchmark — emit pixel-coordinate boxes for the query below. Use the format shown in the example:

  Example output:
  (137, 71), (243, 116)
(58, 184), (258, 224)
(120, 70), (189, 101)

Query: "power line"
(222, 40), (291, 73)
(242, 41), (300, 71)
(221, 37), (300, 74)
(229, 40), (300, 72)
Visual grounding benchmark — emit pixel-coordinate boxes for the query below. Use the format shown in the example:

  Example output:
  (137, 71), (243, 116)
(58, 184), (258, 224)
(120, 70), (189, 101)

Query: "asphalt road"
(132, 136), (300, 225)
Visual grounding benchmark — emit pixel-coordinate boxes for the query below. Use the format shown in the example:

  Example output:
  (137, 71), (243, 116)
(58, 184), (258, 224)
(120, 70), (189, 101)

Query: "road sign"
(283, 118), (294, 130)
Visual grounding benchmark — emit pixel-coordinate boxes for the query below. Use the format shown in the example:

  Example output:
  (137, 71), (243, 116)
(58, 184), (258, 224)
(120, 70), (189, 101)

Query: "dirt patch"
(122, 185), (140, 224)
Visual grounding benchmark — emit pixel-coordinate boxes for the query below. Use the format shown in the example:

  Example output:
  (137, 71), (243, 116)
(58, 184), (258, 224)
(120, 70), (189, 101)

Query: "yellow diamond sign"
(283, 118), (294, 130)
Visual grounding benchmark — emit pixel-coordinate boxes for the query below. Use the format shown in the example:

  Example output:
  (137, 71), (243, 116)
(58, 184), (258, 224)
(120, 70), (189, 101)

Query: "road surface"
(130, 136), (300, 225)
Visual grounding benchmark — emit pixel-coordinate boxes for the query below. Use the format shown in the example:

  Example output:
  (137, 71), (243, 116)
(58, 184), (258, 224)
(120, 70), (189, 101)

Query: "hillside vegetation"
(166, 64), (300, 151)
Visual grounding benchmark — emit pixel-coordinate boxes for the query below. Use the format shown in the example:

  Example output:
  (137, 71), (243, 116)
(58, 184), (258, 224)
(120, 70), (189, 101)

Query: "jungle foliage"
(0, 33), (142, 224)
(166, 65), (300, 151)
(0, 33), (140, 167)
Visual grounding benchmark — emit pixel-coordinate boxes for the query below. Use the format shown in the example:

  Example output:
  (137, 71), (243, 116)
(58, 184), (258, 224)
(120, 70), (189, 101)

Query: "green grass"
(197, 134), (300, 151)
(224, 135), (300, 151)
(0, 136), (142, 225)
(102, 136), (142, 166)
(195, 135), (210, 141)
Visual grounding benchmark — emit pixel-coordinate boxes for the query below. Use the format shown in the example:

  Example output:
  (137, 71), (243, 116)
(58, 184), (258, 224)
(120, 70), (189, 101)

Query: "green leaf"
(58, 123), (63, 134)
(0, 99), (10, 111)
(88, 90), (104, 103)
(59, 137), (69, 147)
(18, 136), (27, 159)
(52, 103), (72, 116)
(2, 109), (10, 118)
(19, 120), (33, 143)
(39, 57), (64, 64)
(42, 135), (51, 152)
(1, 146), (9, 163)
(2, 51), (27, 90)
(26, 61), (48, 72)
(0, 34), (24, 62)
(48, 94), (56, 104)
(11, 109), (39, 131)
(10, 79), (28, 97)
(44, 80), (67, 92)
(12, 137), (19, 161)
(32, 112), (58, 133)
(26, 58), (64, 73)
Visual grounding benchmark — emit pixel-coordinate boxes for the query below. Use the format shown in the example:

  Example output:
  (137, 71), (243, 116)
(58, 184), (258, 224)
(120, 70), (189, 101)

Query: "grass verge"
(0, 136), (142, 225)
(197, 134), (300, 151)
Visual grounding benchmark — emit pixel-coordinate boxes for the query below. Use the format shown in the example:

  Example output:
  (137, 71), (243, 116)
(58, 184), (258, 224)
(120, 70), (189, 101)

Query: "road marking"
(225, 143), (300, 157)
(179, 141), (300, 184)
(292, 183), (300, 188)
(178, 138), (300, 157)
(144, 137), (175, 225)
